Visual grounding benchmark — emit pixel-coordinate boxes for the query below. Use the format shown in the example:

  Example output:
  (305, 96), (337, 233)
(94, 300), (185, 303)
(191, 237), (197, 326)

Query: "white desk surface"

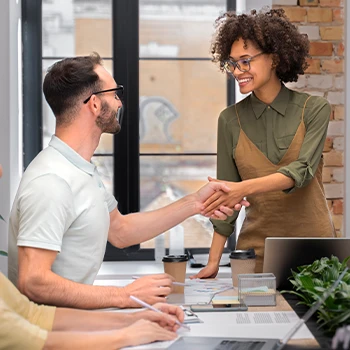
(94, 273), (317, 350)
(96, 261), (232, 280)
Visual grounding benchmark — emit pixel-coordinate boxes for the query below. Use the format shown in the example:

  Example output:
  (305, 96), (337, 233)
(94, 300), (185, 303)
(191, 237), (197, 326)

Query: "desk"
(94, 277), (320, 349)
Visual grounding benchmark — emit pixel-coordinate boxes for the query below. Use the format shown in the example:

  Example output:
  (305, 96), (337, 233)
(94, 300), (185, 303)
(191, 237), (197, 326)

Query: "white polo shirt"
(8, 136), (118, 285)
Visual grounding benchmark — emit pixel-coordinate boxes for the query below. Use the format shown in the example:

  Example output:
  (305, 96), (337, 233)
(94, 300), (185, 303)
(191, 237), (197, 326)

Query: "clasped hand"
(201, 177), (249, 217)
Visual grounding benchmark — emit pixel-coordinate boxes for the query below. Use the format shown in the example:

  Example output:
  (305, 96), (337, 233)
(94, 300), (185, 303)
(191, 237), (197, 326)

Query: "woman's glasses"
(222, 52), (264, 75)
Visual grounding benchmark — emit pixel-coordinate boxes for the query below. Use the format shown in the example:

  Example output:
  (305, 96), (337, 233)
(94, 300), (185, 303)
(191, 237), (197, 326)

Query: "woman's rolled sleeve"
(277, 96), (331, 193)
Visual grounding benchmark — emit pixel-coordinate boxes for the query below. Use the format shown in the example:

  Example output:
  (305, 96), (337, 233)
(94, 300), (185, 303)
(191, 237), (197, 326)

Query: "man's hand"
(201, 177), (249, 217)
(123, 274), (174, 307)
(119, 319), (178, 347)
(194, 181), (235, 220)
(190, 262), (219, 279)
(133, 303), (185, 332)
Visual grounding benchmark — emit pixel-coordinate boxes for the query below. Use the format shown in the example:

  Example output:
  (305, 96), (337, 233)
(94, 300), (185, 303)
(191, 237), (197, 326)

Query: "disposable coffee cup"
(162, 254), (189, 293)
(229, 249), (256, 287)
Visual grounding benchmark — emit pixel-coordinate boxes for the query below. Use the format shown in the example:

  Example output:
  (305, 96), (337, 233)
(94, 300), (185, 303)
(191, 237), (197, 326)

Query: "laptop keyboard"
(214, 340), (266, 350)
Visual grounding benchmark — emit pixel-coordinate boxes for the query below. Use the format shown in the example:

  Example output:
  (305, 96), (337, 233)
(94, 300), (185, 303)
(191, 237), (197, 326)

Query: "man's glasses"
(222, 52), (264, 75)
(83, 86), (124, 104)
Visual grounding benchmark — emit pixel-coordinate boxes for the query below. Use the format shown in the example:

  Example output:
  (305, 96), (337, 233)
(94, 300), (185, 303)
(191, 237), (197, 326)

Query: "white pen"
(131, 275), (187, 286)
(130, 295), (191, 331)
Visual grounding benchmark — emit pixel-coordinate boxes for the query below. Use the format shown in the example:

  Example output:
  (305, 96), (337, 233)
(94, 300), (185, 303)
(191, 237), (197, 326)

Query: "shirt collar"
(49, 135), (95, 175)
(250, 84), (290, 119)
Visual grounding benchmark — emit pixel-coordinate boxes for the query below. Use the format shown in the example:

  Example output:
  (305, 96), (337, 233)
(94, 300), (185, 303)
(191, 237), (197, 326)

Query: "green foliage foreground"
(284, 255), (350, 334)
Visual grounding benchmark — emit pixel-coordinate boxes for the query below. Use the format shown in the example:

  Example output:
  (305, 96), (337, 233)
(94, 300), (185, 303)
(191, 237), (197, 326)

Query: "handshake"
(195, 176), (250, 220)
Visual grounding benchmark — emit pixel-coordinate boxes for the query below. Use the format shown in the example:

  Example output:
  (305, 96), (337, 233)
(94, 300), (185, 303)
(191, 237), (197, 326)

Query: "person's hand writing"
(123, 274), (174, 307)
(134, 303), (185, 332)
(190, 262), (219, 279)
(118, 319), (178, 348)
(201, 177), (248, 217)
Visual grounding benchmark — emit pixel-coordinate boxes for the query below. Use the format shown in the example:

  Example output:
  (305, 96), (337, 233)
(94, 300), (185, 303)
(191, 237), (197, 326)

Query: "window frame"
(22, 0), (236, 262)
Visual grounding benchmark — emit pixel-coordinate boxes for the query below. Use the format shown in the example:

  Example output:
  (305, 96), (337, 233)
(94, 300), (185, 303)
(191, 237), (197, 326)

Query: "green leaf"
(0, 250), (8, 257)
(0, 214), (5, 222)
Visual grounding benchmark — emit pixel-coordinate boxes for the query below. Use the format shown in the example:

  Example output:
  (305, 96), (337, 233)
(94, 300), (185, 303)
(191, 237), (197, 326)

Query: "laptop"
(262, 237), (350, 289)
(168, 268), (348, 350)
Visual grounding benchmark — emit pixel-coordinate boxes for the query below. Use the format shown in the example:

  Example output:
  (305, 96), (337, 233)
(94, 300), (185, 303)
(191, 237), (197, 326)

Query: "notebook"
(168, 268), (348, 350)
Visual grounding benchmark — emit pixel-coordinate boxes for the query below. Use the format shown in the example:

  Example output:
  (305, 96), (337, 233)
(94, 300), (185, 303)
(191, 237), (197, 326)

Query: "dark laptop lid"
(262, 238), (350, 289)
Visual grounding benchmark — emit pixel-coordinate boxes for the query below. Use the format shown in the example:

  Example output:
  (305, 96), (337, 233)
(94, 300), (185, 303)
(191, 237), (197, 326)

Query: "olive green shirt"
(212, 84), (331, 237)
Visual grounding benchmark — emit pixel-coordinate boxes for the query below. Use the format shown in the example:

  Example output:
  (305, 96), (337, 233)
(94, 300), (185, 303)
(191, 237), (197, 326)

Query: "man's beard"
(95, 100), (121, 134)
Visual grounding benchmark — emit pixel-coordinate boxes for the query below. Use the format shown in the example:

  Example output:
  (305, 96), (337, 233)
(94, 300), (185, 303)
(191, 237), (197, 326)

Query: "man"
(8, 53), (236, 309)
(0, 271), (184, 350)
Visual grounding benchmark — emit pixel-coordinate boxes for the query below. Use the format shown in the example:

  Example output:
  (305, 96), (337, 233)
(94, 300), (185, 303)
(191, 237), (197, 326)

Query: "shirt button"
(267, 106), (270, 109)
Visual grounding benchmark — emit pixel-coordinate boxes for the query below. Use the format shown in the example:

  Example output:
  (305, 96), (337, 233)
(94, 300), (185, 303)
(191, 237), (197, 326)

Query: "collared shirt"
(8, 136), (118, 285)
(0, 272), (55, 350)
(212, 85), (331, 236)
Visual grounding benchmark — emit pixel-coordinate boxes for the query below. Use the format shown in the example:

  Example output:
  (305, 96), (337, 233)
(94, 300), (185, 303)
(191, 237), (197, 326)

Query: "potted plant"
(284, 255), (350, 334)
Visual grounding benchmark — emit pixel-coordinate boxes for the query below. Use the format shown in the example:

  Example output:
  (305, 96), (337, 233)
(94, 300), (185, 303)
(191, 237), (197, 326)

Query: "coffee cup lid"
(229, 249), (255, 259)
(162, 254), (189, 263)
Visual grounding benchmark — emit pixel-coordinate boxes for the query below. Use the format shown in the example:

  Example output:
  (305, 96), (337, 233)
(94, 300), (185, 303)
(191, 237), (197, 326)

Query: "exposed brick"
(307, 74), (333, 89)
(334, 105), (344, 120)
(333, 167), (344, 182)
(333, 136), (344, 151)
(323, 136), (333, 152)
(327, 91), (344, 104)
(336, 43), (344, 56)
(299, 0), (319, 6)
(323, 151), (343, 166)
(327, 120), (344, 136)
(319, 0), (344, 7)
(333, 9), (344, 23)
(332, 199), (343, 214)
(282, 7), (306, 22)
(286, 75), (306, 89)
(335, 76), (344, 89)
(322, 59), (344, 73)
(320, 26), (343, 41)
(272, 0), (298, 4)
(322, 166), (332, 182)
(309, 42), (333, 56)
(324, 183), (343, 198)
(307, 8), (332, 23)
(332, 214), (343, 231)
(305, 58), (321, 73)
(299, 25), (320, 40)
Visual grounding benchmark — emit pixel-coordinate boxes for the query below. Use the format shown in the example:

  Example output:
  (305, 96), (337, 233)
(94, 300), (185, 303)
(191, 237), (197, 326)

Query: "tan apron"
(234, 96), (335, 272)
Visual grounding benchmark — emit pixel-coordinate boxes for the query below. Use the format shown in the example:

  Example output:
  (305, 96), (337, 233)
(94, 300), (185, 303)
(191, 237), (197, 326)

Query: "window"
(23, 0), (236, 261)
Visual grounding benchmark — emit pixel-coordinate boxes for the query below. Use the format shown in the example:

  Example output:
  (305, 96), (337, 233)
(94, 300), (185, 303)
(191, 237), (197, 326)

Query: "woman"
(192, 8), (335, 277)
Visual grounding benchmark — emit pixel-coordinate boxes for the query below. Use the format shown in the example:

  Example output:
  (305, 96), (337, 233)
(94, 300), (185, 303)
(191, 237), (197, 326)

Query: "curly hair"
(211, 8), (310, 83)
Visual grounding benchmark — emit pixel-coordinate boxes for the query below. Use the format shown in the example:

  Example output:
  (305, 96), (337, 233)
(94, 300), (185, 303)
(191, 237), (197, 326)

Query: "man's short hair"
(43, 52), (103, 125)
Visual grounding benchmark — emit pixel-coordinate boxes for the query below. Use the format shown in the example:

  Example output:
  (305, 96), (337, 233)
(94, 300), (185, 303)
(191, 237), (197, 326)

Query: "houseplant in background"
(284, 255), (350, 334)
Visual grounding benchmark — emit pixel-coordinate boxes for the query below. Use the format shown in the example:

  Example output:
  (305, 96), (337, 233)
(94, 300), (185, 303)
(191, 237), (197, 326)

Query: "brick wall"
(273, 0), (344, 235)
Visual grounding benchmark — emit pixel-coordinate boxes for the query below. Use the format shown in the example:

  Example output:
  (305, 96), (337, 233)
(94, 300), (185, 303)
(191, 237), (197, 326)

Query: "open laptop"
(168, 268), (348, 350)
(263, 237), (350, 289)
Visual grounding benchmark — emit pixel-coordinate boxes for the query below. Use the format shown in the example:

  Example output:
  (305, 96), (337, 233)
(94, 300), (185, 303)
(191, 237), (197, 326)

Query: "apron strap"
(234, 103), (242, 128)
(302, 95), (312, 123)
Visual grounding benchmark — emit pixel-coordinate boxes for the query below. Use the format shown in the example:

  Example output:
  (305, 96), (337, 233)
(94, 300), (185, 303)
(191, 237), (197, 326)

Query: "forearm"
(208, 231), (227, 265)
(43, 330), (128, 350)
(114, 194), (198, 247)
(53, 308), (134, 331)
(20, 271), (128, 309)
(242, 173), (294, 197)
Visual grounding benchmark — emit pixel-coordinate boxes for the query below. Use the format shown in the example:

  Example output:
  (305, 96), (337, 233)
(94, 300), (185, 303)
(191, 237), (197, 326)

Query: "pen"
(130, 295), (191, 331)
(131, 275), (187, 286)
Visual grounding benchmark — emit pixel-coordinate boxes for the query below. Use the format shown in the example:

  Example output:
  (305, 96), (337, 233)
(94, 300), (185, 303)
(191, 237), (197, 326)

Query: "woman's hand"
(201, 177), (249, 217)
(189, 262), (219, 279)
